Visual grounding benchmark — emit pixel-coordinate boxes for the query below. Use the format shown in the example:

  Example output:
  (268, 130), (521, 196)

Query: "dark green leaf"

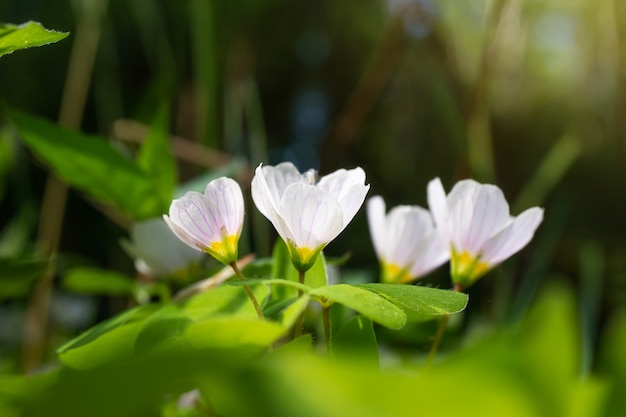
(0, 21), (68, 58)
(358, 283), (468, 321)
(7, 108), (163, 220)
(0, 256), (48, 300)
(63, 267), (137, 296)
(310, 284), (406, 329)
(333, 315), (379, 364)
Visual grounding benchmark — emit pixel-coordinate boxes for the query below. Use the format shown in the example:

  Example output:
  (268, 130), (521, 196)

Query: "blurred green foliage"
(0, 0), (625, 415)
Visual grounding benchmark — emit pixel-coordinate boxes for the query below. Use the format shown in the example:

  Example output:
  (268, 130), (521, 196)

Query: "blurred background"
(0, 0), (624, 377)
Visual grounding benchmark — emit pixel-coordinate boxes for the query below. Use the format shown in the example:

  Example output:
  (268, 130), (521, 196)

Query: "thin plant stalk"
(294, 270), (306, 338)
(426, 314), (450, 367)
(229, 261), (264, 319)
(322, 305), (332, 358)
(426, 284), (463, 366)
(22, 0), (108, 373)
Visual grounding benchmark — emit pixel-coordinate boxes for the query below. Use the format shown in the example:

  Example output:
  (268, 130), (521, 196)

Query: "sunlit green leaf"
(7, 108), (163, 220)
(0, 21), (68, 58)
(57, 304), (160, 370)
(310, 284), (406, 329)
(63, 267), (137, 296)
(136, 104), (177, 208)
(181, 283), (270, 320)
(358, 283), (468, 321)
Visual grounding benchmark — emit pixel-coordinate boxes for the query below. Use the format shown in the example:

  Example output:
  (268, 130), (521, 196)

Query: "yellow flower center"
(382, 262), (412, 284)
(201, 233), (239, 265)
(451, 249), (490, 288)
(286, 240), (324, 272)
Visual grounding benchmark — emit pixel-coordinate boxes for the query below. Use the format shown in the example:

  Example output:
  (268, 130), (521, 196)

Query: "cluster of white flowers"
(162, 162), (544, 290)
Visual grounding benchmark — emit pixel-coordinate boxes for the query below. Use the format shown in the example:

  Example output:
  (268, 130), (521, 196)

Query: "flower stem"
(426, 314), (450, 367)
(294, 270), (306, 338)
(322, 305), (332, 358)
(427, 285), (463, 366)
(230, 262), (264, 319)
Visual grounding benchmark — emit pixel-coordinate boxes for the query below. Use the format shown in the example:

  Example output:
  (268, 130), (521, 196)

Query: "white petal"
(408, 231), (450, 278)
(203, 177), (244, 236)
(385, 205), (434, 267)
(278, 182), (344, 249)
(366, 196), (387, 259)
(252, 163), (298, 224)
(458, 183), (511, 254)
(427, 177), (450, 239)
(317, 167), (369, 225)
(127, 218), (203, 275)
(317, 167), (366, 199)
(480, 207), (544, 265)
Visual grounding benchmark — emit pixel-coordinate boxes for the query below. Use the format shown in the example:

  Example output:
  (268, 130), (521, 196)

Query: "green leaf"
(0, 21), (68, 58)
(358, 284), (468, 321)
(181, 283), (270, 320)
(310, 284), (406, 329)
(7, 108), (163, 220)
(136, 104), (177, 208)
(0, 256), (48, 300)
(63, 267), (137, 296)
(333, 315), (379, 364)
(57, 304), (160, 370)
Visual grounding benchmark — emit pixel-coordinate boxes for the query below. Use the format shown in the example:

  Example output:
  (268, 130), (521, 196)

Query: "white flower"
(427, 177), (544, 289)
(251, 162), (369, 271)
(163, 177), (244, 265)
(121, 218), (204, 278)
(367, 196), (448, 283)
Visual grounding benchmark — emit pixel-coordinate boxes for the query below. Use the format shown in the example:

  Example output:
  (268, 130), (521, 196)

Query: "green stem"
(230, 262), (264, 319)
(294, 270), (306, 338)
(323, 305), (332, 358)
(426, 314), (450, 367)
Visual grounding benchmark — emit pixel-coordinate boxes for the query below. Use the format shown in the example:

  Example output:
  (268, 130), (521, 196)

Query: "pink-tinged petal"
(278, 182), (344, 249)
(480, 207), (544, 265)
(460, 184), (511, 254)
(203, 177), (244, 237)
(366, 196), (387, 260)
(163, 214), (204, 251)
(427, 178), (449, 239)
(167, 192), (221, 244)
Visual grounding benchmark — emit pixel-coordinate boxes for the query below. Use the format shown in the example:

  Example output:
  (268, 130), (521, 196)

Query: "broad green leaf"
(181, 283), (270, 320)
(185, 317), (284, 350)
(136, 104), (177, 208)
(57, 304), (160, 370)
(63, 267), (137, 296)
(358, 284), (468, 321)
(0, 21), (68, 58)
(333, 315), (378, 364)
(310, 284), (406, 329)
(133, 304), (191, 355)
(0, 256), (48, 300)
(7, 108), (163, 220)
